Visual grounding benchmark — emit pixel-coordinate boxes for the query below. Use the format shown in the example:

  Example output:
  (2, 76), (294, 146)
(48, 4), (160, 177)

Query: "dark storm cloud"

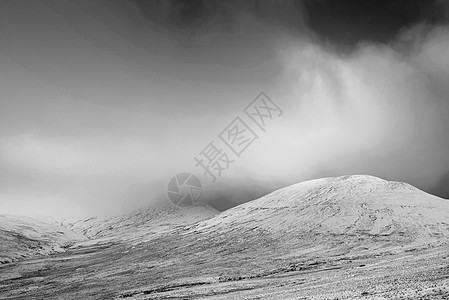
(132, 0), (306, 34)
(131, 0), (449, 50)
(304, 0), (449, 51)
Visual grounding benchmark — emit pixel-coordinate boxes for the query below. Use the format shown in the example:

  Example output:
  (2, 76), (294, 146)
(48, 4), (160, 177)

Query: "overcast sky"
(1, 0), (449, 217)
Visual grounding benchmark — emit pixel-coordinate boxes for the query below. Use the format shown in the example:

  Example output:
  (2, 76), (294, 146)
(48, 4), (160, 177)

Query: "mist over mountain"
(1, 0), (449, 217)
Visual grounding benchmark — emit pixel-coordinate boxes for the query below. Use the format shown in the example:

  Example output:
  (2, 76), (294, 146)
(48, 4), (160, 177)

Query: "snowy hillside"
(0, 215), (87, 264)
(68, 203), (218, 243)
(1, 175), (448, 299)
(190, 175), (449, 258)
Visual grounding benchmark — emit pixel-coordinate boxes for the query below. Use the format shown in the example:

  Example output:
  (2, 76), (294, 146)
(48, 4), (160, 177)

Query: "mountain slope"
(68, 203), (218, 243)
(195, 175), (449, 249)
(1, 175), (448, 299)
(111, 175), (449, 298)
(0, 215), (87, 264)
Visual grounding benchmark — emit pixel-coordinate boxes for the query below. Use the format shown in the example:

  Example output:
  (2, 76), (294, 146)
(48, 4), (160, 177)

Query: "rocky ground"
(1, 175), (448, 299)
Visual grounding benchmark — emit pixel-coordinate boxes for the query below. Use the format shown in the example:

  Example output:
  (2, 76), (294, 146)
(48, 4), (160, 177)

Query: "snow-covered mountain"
(0, 201), (218, 264)
(194, 175), (449, 252)
(101, 175), (448, 299)
(68, 203), (218, 243)
(1, 175), (448, 299)
(0, 215), (87, 264)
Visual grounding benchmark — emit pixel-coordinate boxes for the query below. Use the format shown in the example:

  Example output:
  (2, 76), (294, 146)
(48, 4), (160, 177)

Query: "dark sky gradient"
(0, 0), (448, 216)
(305, 0), (448, 49)
(132, 0), (449, 49)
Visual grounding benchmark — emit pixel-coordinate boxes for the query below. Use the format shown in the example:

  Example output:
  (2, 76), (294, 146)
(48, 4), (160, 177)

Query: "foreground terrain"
(0, 175), (448, 299)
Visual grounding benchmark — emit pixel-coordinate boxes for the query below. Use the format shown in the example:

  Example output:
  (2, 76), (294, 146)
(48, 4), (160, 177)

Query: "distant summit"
(69, 202), (218, 242)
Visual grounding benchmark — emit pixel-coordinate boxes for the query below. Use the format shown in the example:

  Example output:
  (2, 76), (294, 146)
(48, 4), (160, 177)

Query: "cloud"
(0, 1), (448, 217)
(233, 25), (449, 195)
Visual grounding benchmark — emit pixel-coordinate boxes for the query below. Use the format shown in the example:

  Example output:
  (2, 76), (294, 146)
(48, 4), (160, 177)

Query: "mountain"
(1, 175), (448, 299)
(196, 175), (449, 250)
(0, 215), (86, 264)
(0, 201), (218, 264)
(68, 203), (218, 243)
(114, 175), (448, 299)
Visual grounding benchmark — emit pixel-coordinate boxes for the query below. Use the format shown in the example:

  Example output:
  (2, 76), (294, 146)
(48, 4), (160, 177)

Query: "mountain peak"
(196, 175), (449, 249)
